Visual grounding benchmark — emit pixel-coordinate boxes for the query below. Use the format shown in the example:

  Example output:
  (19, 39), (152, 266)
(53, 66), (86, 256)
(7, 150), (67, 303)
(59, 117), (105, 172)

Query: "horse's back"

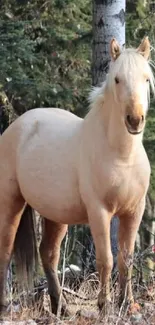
(0, 107), (81, 165)
(13, 107), (81, 139)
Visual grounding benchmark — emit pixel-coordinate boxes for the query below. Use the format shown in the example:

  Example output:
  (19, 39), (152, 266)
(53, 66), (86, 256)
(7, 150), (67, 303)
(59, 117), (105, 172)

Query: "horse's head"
(108, 37), (155, 135)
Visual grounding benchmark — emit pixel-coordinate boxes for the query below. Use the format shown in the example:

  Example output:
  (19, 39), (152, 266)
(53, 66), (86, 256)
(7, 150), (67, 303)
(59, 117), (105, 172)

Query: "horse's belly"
(35, 199), (88, 225)
(19, 177), (88, 224)
(17, 154), (88, 224)
(15, 108), (88, 224)
(18, 166), (88, 224)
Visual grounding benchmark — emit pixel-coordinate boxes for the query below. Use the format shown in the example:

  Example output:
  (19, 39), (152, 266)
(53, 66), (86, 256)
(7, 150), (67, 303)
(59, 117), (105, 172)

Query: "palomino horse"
(0, 37), (154, 316)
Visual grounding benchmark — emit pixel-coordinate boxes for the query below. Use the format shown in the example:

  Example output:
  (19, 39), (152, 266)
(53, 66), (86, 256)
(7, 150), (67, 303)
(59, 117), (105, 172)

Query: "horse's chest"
(103, 167), (149, 215)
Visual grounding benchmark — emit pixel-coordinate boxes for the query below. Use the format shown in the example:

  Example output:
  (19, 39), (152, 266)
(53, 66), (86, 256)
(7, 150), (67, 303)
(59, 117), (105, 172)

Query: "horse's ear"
(137, 36), (150, 60)
(110, 38), (121, 61)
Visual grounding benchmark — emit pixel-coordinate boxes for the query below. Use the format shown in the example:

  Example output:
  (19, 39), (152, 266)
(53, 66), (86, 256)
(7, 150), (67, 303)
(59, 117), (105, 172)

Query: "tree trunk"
(92, 0), (125, 86)
(140, 194), (155, 275)
(0, 91), (18, 133)
(92, 0), (126, 268)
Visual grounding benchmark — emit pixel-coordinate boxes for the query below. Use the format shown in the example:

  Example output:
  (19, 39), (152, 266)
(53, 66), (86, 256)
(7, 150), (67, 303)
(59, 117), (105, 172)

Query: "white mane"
(88, 82), (106, 106)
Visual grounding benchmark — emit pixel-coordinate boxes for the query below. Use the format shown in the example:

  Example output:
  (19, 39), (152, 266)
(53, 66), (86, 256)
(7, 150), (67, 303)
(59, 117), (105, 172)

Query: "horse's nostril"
(127, 115), (131, 124)
(126, 114), (143, 129)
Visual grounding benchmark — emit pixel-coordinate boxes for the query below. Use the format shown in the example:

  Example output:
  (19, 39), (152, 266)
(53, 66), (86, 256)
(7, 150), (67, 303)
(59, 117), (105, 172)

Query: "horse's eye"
(115, 77), (119, 84)
(146, 78), (150, 82)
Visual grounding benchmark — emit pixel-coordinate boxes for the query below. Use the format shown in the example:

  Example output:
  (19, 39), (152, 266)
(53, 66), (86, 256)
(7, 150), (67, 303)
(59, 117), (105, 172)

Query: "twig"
(116, 284), (128, 325)
(56, 231), (69, 320)
(63, 287), (94, 300)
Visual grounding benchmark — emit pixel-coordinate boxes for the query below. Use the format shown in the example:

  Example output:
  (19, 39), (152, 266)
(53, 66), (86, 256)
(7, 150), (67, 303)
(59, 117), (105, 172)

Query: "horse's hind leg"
(0, 195), (25, 314)
(40, 219), (68, 315)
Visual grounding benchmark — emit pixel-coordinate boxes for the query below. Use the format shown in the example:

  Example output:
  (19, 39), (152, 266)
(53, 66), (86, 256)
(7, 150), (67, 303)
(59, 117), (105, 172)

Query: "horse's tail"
(14, 204), (39, 288)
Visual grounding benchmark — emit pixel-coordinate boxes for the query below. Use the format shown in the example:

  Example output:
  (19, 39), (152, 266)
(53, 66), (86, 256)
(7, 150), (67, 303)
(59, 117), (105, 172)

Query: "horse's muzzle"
(125, 114), (145, 135)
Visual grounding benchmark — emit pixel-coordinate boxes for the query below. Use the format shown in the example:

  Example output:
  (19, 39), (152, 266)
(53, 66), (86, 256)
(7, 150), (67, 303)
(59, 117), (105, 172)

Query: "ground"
(1, 273), (155, 325)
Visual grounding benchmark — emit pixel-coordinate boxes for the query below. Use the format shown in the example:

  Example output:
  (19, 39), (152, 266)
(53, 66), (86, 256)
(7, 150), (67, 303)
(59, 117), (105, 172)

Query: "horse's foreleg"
(0, 198), (25, 314)
(118, 198), (145, 308)
(88, 206), (113, 314)
(39, 219), (68, 316)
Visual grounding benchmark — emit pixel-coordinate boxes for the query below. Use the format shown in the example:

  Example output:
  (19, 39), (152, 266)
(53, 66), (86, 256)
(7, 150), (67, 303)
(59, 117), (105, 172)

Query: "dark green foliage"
(0, 0), (92, 117)
(144, 109), (155, 201)
(126, 0), (155, 45)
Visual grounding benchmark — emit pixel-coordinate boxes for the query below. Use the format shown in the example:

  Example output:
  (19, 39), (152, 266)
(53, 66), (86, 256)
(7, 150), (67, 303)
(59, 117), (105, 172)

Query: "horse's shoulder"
(136, 145), (151, 175)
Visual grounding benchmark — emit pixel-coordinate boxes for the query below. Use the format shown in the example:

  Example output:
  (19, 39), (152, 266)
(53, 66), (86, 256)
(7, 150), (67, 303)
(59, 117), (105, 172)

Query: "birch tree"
(92, 0), (125, 85)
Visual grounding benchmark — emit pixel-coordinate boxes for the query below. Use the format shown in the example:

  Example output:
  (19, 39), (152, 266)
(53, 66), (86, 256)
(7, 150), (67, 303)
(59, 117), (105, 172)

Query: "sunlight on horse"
(0, 36), (154, 317)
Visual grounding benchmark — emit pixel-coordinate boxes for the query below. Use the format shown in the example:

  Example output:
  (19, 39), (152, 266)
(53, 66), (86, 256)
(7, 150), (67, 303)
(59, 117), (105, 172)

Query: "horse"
(0, 36), (154, 317)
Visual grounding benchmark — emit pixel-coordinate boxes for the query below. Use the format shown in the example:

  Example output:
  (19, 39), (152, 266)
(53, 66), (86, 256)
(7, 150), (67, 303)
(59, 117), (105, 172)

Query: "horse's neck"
(86, 93), (143, 162)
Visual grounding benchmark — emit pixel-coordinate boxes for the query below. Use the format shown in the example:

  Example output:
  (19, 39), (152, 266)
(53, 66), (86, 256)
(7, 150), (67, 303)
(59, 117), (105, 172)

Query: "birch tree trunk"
(140, 195), (155, 275)
(92, 0), (126, 268)
(92, 0), (126, 85)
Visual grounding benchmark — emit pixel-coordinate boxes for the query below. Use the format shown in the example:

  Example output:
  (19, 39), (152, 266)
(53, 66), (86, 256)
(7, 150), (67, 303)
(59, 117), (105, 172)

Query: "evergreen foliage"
(0, 0), (92, 118)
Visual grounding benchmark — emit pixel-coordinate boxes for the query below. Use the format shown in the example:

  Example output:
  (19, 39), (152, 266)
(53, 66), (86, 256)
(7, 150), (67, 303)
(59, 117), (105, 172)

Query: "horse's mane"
(88, 82), (106, 109)
(89, 48), (155, 109)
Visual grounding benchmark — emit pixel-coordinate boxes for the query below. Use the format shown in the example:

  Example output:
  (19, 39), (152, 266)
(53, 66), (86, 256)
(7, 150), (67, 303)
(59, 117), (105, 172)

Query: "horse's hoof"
(51, 303), (71, 318)
(50, 294), (71, 318)
(61, 305), (71, 318)
(97, 290), (111, 313)
(0, 304), (8, 320)
(97, 298), (112, 317)
(118, 295), (134, 309)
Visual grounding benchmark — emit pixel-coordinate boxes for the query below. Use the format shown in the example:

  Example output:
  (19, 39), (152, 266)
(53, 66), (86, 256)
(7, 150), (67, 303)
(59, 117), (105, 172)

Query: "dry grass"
(1, 274), (155, 325)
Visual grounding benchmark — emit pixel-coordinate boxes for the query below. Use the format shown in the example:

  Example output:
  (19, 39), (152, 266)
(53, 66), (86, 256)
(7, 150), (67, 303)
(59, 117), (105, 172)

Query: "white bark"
(92, 0), (126, 85)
